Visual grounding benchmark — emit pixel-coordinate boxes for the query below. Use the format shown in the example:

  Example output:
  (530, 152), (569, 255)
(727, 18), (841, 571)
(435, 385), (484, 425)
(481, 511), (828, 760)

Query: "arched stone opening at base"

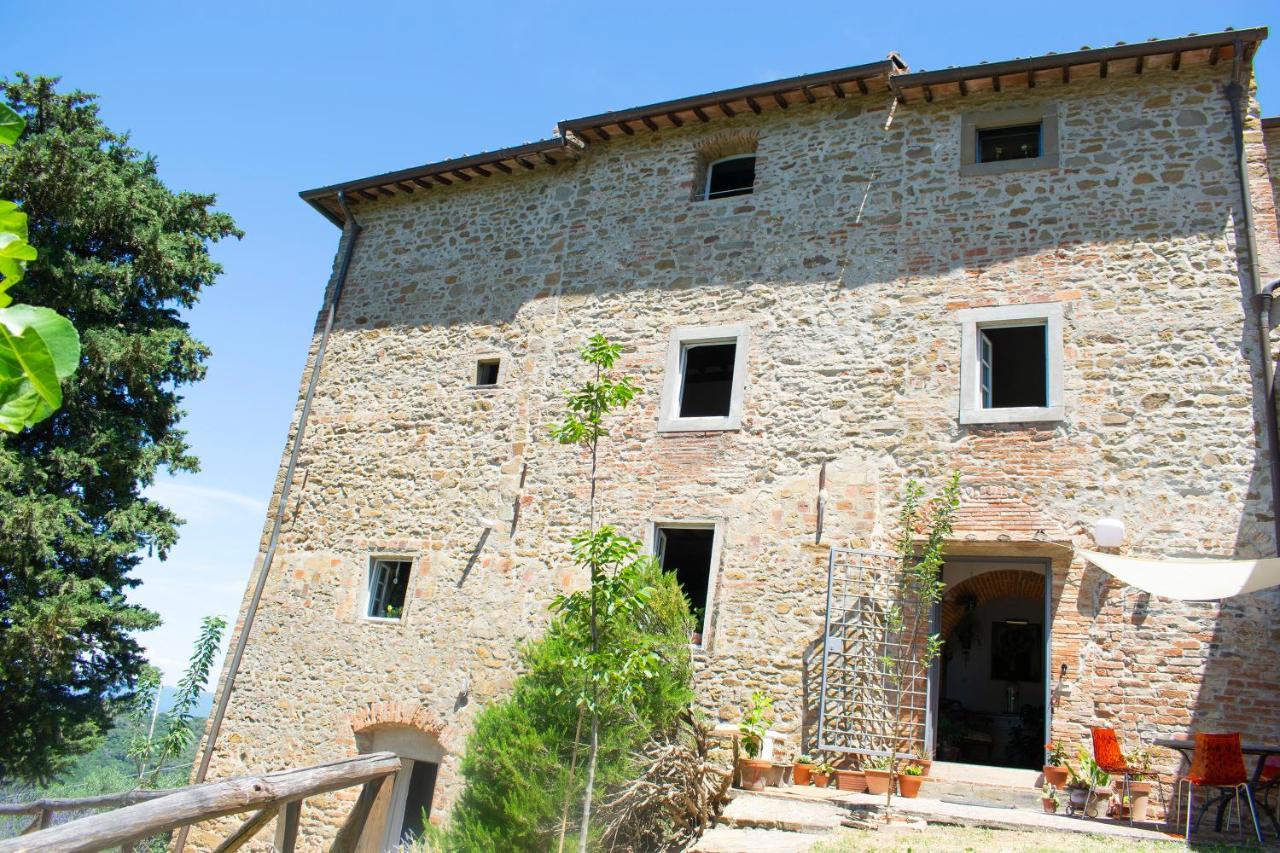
(350, 703), (450, 852)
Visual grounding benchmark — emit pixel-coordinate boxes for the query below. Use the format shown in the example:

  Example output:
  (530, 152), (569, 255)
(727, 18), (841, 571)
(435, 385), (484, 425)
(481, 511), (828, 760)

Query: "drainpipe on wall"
(1226, 39), (1280, 554)
(173, 191), (363, 853)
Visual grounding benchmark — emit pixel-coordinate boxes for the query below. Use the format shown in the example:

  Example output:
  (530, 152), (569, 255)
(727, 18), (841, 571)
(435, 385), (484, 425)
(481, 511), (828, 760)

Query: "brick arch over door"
(939, 569), (1044, 640)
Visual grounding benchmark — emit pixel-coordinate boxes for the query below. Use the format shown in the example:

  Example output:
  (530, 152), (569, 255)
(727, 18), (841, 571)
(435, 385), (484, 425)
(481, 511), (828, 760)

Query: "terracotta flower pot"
(835, 769), (867, 792)
(1043, 764), (1069, 788)
(1128, 781), (1154, 822)
(738, 757), (772, 791)
(898, 775), (924, 798)
(1042, 797), (1059, 813)
(812, 771), (831, 788)
(793, 763), (813, 786)
(864, 768), (894, 796)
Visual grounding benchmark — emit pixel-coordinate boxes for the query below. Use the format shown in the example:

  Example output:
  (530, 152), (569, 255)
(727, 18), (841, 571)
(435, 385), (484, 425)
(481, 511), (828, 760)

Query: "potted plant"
(793, 754), (815, 786)
(863, 754), (895, 796)
(1124, 746), (1157, 822)
(907, 745), (932, 777)
(1043, 741), (1069, 788)
(1066, 748), (1112, 818)
(736, 691), (774, 791)
(812, 761), (834, 788)
(1042, 783), (1060, 814)
(898, 763), (925, 798)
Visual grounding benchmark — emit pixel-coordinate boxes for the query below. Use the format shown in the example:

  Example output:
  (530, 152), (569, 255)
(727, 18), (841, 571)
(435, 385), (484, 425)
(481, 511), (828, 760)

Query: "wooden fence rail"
(0, 752), (401, 853)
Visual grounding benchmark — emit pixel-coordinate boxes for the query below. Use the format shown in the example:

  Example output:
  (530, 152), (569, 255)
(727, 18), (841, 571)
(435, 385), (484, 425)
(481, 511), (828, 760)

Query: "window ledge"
(960, 153), (1059, 177)
(657, 417), (742, 433)
(361, 616), (406, 625)
(960, 405), (1064, 425)
(465, 385), (501, 391)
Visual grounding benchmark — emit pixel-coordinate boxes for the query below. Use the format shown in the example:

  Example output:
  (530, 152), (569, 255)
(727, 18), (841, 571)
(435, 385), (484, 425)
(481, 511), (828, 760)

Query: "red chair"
(1088, 727), (1162, 824)
(1174, 732), (1263, 845)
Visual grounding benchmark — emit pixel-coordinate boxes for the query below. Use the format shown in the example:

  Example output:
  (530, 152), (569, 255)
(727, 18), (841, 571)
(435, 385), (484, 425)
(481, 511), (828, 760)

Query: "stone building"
(197, 26), (1280, 849)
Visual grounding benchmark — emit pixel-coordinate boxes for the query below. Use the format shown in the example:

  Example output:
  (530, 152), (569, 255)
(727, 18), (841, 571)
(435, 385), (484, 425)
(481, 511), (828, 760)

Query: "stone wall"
(198, 59), (1280, 848)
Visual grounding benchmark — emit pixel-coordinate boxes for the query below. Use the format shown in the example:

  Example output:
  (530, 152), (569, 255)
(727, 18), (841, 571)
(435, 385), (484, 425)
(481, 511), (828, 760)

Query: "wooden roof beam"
(395, 181), (416, 193)
(856, 77), (869, 95)
(718, 101), (736, 117)
(376, 186), (395, 197)
(514, 156), (535, 170)
(1027, 70), (1035, 88)
(432, 174), (452, 186)
(471, 164), (491, 177)
(831, 81), (846, 98)
(958, 79), (969, 96)
(357, 189), (379, 201)
(1172, 50), (1182, 70)
(451, 170), (472, 182)
(492, 161), (512, 174)
(800, 85), (816, 104)
(692, 106), (710, 122)
(992, 75), (1001, 92)
(1062, 65), (1070, 84)
(667, 112), (684, 127)
(745, 97), (762, 115)
(1100, 59), (1109, 78)
(772, 92), (789, 109)
(539, 151), (558, 166)
(1135, 54), (1144, 75)
(594, 127), (611, 141)
(1209, 45), (1221, 65)
(642, 116), (659, 132)
(923, 84), (933, 102)
(412, 178), (434, 189)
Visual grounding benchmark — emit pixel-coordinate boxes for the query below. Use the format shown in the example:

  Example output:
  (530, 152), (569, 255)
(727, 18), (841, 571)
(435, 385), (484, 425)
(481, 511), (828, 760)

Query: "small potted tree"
(812, 760), (834, 788)
(863, 754), (895, 796)
(737, 690), (774, 791)
(1043, 741), (1069, 788)
(1065, 749), (1112, 818)
(793, 754), (815, 786)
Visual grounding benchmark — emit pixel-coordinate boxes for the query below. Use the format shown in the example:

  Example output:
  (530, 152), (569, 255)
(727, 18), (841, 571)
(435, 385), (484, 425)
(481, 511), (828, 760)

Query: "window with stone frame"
(960, 104), (1059, 176)
(691, 130), (760, 202)
(957, 303), (1064, 425)
(657, 324), (749, 432)
(653, 521), (723, 649)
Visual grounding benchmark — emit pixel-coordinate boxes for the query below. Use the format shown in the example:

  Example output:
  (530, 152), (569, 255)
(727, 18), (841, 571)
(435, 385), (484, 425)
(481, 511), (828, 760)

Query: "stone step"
(719, 791), (846, 833)
(929, 760), (1042, 788)
(919, 777), (1045, 812)
(689, 826), (830, 852)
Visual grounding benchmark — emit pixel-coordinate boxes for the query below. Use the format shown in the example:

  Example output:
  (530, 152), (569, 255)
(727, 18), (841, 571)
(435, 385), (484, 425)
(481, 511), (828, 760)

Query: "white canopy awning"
(1081, 550), (1280, 601)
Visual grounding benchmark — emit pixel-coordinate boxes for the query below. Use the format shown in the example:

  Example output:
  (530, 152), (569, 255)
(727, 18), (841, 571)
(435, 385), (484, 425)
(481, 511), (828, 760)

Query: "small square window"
(367, 558), (411, 619)
(475, 359), (500, 386)
(958, 303), (1064, 425)
(703, 155), (756, 200)
(976, 123), (1041, 163)
(658, 325), (748, 432)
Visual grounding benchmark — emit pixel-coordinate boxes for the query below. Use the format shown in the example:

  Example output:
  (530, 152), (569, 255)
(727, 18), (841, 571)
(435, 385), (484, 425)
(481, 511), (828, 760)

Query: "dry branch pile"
(596, 711), (731, 852)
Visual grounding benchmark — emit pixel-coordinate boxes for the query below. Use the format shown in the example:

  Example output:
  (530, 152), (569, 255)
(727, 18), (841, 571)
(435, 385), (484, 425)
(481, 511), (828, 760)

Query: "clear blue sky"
(9, 0), (1276, 683)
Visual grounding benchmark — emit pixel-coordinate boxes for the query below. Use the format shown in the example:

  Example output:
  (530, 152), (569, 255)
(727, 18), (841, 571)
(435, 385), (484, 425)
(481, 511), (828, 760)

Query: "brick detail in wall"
(939, 569), (1045, 640)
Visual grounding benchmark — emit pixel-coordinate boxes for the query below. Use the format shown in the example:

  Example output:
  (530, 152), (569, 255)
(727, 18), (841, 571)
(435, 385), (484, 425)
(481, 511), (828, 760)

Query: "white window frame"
(957, 302), (1064, 425)
(363, 556), (415, 623)
(647, 519), (725, 651)
(657, 324), (748, 432)
(363, 728), (444, 850)
(703, 154), (757, 201)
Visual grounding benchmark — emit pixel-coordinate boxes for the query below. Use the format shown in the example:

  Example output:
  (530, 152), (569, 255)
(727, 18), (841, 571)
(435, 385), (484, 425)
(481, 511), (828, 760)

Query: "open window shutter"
(979, 330), (994, 408)
(656, 529), (669, 569)
(370, 562), (389, 616)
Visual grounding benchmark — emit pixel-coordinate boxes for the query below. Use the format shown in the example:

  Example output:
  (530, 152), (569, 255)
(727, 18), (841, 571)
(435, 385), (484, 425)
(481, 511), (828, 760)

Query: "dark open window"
(656, 526), (715, 644)
(976, 123), (1041, 163)
(704, 155), (756, 200)
(678, 343), (735, 418)
(475, 359), (500, 386)
(368, 558), (411, 619)
(397, 760), (438, 843)
(979, 324), (1047, 408)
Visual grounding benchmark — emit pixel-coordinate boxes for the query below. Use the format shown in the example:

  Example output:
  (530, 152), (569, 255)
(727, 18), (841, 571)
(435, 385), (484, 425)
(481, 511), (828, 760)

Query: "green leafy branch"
(0, 102), (80, 433)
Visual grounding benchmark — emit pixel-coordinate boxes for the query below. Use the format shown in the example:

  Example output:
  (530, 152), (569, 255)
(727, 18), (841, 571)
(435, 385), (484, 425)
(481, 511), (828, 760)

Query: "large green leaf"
(0, 305), (80, 378)
(0, 103), (24, 147)
(0, 305), (81, 431)
(0, 200), (29, 241)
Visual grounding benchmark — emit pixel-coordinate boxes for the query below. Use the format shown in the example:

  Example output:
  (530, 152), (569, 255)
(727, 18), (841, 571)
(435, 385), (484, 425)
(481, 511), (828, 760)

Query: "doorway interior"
(932, 559), (1049, 770)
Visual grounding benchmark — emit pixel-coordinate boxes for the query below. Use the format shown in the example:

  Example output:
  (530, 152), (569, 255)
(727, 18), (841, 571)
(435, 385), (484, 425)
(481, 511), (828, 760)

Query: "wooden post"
(212, 807), (278, 853)
(276, 800), (302, 853)
(329, 777), (386, 853)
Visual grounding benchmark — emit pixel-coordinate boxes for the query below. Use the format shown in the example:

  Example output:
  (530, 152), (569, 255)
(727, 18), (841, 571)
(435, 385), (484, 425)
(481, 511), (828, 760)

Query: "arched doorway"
(355, 725), (445, 852)
(932, 560), (1049, 770)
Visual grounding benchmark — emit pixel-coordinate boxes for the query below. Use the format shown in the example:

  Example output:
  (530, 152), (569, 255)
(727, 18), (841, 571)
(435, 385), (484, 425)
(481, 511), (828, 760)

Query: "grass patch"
(815, 824), (1253, 852)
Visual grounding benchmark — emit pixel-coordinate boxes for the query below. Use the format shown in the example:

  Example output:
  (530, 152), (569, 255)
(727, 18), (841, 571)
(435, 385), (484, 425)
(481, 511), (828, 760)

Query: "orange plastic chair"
(1174, 732), (1263, 845)
(1088, 727), (1158, 824)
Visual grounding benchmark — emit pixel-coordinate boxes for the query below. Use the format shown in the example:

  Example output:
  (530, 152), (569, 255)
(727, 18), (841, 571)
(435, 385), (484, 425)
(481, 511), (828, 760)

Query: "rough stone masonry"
(195, 30), (1280, 849)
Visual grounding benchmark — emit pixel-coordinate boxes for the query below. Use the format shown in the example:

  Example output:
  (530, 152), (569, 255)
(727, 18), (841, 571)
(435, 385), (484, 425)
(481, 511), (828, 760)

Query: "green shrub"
(444, 558), (693, 851)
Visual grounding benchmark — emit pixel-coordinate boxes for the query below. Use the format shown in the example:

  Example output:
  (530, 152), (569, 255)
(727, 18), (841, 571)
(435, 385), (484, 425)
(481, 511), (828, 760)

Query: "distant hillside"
(159, 686), (213, 717)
